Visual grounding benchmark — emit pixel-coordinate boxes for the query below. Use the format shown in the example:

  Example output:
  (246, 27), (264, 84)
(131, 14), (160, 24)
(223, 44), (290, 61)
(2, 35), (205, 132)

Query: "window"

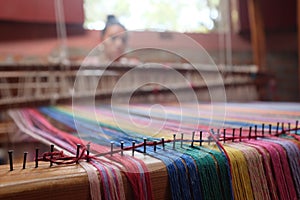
(84, 0), (221, 33)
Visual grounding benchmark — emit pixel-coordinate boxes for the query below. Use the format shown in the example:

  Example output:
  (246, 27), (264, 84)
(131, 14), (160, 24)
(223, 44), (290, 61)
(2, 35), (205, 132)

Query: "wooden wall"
(0, 0), (85, 41)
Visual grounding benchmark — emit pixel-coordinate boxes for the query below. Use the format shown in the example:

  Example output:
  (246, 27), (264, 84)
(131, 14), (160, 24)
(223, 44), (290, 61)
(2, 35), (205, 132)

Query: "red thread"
(38, 147), (87, 165)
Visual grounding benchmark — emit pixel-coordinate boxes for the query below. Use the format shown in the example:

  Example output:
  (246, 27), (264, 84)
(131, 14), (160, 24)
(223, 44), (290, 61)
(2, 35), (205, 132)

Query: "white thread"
(80, 162), (102, 200)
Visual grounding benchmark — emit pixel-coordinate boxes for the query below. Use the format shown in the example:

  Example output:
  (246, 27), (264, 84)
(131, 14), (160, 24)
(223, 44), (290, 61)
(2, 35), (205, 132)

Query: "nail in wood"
(248, 127), (252, 140)
(76, 144), (81, 163)
(120, 141), (124, 156)
(180, 133), (184, 148)
(239, 127), (242, 142)
(35, 148), (39, 168)
(173, 134), (176, 150)
(50, 144), (54, 167)
(200, 131), (203, 146)
(86, 144), (90, 162)
(132, 141), (135, 156)
(276, 122), (279, 134)
(154, 141), (157, 152)
(8, 150), (13, 171)
(143, 138), (147, 153)
(191, 131), (195, 147)
(161, 138), (165, 150)
(23, 152), (28, 169)
(110, 142), (114, 156)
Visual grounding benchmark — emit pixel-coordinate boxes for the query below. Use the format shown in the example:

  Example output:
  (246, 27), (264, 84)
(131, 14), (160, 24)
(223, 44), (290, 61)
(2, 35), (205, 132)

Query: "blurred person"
(98, 15), (128, 63)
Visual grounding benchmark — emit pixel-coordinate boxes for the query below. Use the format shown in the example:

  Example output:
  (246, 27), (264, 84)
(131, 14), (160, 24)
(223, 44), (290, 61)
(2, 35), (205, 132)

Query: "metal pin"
(8, 150), (13, 171)
(296, 120), (299, 134)
(23, 152), (28, 169)
(35, 148), (39, 168)
(209, 129), (214, 145)
(161, 138), (165, 150)
(254, 125), (257, 139)
(50, 144), (54, 167)
(232, 128), (235, 142)
(154, 141), (157, 152)
(132, 141), (135, 156)
(180, 133), (184, 148)
(209, 129), (215, 145)
(110, 142), (114, 156)
(120, 141), (124, 156)
(191, 131), (195, 147)
(276, 122), (279, 134)
(223, 129), (226, 144)
(143, 138), (147, 153)
(86, 144), (90, 162)
(200, 131), (203, 146)
(239, 127), (242, 142)
(173, 134), (176, 150)
(248, 127), (252, 140)
(76, 144), (81, 163)
(269, 124), (272, 135)
(262, 124), (265, 137)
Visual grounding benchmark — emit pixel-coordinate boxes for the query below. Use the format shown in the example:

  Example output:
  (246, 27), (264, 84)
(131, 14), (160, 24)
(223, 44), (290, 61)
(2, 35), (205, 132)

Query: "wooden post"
(248, 0), (267, 71)
(298, 0), (300, 100)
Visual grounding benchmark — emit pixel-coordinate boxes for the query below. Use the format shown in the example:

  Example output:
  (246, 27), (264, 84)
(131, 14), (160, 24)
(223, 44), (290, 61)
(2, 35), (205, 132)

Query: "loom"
(0, 61), (299, 200)
(1, 1), (300, 200)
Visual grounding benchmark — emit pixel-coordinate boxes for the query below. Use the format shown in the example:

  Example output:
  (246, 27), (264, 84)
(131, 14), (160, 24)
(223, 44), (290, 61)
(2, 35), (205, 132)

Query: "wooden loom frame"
(0, 62), (262, 109)
(0, 62), (271, 200)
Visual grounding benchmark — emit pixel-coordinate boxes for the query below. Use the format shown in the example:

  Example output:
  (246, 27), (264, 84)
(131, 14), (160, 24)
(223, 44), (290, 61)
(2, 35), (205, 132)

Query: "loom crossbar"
(0, 152), (170, 200)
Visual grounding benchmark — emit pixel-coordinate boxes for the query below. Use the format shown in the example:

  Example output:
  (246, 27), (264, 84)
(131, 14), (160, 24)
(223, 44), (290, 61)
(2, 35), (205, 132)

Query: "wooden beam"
(298, 0), (300, 100)
(0, 154), (170, 200)
(248, 0), (267, 71)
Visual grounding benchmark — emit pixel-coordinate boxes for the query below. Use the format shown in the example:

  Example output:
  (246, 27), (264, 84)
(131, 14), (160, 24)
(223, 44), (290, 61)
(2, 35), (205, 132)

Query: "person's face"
(102, 25), (127, 61)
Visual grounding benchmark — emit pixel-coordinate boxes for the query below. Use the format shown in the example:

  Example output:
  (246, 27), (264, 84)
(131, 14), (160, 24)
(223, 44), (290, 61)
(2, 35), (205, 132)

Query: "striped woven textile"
(9, 102), (300, 200)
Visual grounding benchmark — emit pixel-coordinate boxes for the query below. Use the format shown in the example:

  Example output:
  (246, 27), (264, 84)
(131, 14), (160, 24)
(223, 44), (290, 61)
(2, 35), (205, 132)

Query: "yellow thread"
(228, 143), (271, 200)
(224, 145), (254, 200)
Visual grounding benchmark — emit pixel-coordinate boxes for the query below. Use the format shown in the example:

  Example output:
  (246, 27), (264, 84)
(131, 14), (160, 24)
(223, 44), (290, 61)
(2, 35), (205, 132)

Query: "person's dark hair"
(102, 15), (126, 37)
